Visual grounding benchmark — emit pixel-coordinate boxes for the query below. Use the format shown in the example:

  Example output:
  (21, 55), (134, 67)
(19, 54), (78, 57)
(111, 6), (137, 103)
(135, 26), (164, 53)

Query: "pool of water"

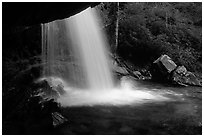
(55, 79), (202, 135)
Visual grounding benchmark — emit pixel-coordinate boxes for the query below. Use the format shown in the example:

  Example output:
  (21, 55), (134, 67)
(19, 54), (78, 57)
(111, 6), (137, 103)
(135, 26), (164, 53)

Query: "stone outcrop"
(154, 54), (177, 73)
(151, 54), (201, 86)
(171, 66), (201, 86)
(28, 78), (68, 128)
(150, 54), (177, 81)
(3, 3), (99, 28)
(112, 57), (147, 80)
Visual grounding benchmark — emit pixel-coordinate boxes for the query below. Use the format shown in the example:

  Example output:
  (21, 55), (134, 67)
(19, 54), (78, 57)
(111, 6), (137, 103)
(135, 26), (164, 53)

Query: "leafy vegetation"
(96, 2), (202, 73)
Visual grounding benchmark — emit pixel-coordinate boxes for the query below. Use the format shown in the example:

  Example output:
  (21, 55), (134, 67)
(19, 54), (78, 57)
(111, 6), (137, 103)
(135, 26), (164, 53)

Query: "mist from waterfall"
(41, 7), (171, 107)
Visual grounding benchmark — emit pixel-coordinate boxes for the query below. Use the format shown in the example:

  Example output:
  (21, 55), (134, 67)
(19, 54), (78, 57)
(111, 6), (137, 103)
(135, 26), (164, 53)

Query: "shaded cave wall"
(3, 2), (99, 90)
(2, 3), (99, 120)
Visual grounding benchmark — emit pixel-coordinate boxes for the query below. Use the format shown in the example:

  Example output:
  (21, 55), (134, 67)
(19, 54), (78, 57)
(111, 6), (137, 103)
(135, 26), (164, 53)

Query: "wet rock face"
(3, 76), (68, 134)
(33, 77), (67, 101)
(22, 78), (68, 132)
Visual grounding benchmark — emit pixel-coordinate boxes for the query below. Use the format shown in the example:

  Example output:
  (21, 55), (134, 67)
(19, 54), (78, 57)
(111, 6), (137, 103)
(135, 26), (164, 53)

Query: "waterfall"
(41, 7), (169, 107)
(42, 8), (114, 90)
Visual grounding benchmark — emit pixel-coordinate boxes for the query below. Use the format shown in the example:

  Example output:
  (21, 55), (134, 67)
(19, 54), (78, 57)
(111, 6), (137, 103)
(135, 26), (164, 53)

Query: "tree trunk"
(115, 2), (119, 55)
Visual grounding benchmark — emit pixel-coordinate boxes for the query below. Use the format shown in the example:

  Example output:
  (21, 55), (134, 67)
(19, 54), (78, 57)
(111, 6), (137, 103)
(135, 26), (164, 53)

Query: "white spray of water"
(57, 78), (170, 107)
(42, 8), (172, 107)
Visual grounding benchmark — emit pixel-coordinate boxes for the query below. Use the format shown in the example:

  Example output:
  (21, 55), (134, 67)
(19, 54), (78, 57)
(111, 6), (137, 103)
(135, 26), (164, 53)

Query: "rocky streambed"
(2, 54), (202, 135)
(3, 73), (202, 134)
(53, 78), (201, 135)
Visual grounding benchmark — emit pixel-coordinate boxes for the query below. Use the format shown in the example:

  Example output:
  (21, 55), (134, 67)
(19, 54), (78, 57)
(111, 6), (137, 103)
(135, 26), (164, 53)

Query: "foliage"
(96, 2), (202, 73)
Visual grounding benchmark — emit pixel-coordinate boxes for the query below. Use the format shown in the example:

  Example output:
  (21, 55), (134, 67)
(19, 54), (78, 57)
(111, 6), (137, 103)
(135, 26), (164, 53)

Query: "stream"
(55, 80), (202, 135)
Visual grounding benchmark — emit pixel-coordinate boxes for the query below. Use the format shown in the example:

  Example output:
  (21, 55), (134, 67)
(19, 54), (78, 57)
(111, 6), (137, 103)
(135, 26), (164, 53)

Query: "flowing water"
(56, 83), (201, 135)
(40, 7), (199, 108)
(41, 7), (173, 107)
(39, 7), (202, 134)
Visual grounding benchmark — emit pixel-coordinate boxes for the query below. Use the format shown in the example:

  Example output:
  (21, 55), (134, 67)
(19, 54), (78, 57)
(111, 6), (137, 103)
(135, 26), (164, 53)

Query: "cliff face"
(3, 2), (98, 28)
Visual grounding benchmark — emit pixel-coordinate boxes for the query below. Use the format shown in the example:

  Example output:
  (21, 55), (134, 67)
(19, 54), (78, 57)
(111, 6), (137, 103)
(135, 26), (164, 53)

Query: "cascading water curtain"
(41, 7), (114, 90)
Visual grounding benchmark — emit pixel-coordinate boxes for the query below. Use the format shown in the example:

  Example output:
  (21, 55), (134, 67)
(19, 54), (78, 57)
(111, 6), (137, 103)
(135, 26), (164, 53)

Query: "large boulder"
(27, 78), (68, 129)
(153, 54), (177, 72)
(150, 55), (201, 87)
(34, 77), (66, 100)
(150, 54), (177, 81)
(172, 66), (201, 86)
